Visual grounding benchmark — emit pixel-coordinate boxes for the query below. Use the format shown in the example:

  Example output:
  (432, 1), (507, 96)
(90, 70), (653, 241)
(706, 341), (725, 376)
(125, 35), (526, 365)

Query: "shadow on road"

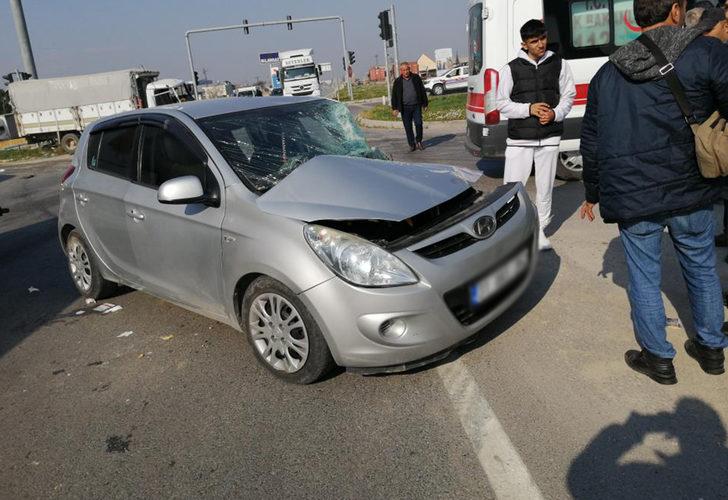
(568, 398), (728, 499)
(476, 158), (505, 179)
(547, 181), (584, 237)
(423, 134), (456, 148)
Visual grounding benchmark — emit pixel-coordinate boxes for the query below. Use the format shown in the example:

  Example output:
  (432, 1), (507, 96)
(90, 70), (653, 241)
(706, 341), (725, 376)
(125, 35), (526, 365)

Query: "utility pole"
(9, 0), (38, 78)
(383, 39), (391, 106)
(390, 4), (400, 74)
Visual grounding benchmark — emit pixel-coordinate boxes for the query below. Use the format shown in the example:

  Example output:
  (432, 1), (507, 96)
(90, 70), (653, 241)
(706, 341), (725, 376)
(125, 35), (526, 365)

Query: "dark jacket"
(508, 54), (563, 140)
(391, 74), (428, 112)
(581, 27), (728, 224)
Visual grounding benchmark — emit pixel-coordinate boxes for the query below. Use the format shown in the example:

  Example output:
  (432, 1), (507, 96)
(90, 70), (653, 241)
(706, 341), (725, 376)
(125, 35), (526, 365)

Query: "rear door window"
(90, 126), (138, 180)
(139, 123), (210, 190)
(468, 3), (483, 75)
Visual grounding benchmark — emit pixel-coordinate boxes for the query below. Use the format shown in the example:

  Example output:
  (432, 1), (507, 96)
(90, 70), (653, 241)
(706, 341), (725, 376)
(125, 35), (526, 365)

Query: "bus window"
(469, 3), (483, 75)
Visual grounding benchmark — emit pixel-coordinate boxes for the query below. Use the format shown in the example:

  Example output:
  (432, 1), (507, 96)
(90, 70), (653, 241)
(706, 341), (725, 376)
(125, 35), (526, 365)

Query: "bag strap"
(636, 34), (697, 125)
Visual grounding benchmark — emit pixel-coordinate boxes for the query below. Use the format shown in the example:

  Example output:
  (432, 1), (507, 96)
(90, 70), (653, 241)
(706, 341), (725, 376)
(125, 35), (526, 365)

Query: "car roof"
(167, 96), (324, 119)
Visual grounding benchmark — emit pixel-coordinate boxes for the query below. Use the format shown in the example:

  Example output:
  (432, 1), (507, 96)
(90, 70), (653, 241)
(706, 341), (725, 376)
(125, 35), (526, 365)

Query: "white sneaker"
(538, 230), (553, 251)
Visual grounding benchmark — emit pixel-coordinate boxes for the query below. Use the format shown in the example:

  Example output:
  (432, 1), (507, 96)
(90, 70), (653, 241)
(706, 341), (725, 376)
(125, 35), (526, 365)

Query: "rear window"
(468, 3), (483, 75)
(88, 126), (138, 180)
(544, 0), (640, 59)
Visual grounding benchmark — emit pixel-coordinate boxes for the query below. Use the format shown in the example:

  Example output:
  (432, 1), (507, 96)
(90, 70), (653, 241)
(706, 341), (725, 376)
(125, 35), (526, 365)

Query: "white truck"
(6, 68), (193, 153)
(279, 49), (321, 97)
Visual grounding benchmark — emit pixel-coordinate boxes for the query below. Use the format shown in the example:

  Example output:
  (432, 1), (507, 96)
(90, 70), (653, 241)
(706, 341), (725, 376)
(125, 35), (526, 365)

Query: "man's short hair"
(399, 62), (410, 67)
(686, 6), (706, 26)
(634, 0), (686, 28)
(520, 19), (547, 41)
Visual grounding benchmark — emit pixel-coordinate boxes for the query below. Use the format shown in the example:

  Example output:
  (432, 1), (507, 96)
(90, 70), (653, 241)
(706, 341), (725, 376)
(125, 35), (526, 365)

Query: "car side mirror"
(158, 175), (205, 205)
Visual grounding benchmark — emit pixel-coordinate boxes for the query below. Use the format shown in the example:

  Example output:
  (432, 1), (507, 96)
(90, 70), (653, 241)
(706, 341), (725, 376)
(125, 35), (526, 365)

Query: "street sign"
(319, 62), (332, 73)
(259, 52), (280, 63)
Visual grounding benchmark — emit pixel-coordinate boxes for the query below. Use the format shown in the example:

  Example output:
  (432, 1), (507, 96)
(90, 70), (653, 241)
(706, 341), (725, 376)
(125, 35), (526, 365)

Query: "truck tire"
(432, 84), (444, 96)
(555, 151), (583, 182)
(60, 132), (80, 154)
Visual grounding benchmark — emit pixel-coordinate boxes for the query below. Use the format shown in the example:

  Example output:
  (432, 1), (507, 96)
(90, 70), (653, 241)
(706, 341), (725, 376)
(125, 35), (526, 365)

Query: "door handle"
(76, 193), (89, 205)
(126, 209), (145, 221)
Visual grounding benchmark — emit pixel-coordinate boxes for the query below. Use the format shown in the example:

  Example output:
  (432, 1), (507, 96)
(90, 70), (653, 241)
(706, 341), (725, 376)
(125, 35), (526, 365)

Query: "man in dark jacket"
(391, 62), (428, 152)
(580, 0), (728, 385)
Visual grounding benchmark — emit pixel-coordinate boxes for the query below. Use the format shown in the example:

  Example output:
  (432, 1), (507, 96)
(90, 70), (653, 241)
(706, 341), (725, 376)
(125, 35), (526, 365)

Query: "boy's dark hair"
(634, 0), (686, 27)
(520, 19), (547, 41)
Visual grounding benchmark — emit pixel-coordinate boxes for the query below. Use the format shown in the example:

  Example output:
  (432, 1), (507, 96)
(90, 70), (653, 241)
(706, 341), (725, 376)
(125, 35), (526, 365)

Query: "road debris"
(75, 310), (86, 316)
(160, 335), (174, 341)
(117, 331), (134, 338)
(93, 303), (123, 314)
(666, 317), (683, 329)
(105, 434), (131, 453)
(85, 298), (96, 305)
(86, 360), (103, 366)
(28, 286), (40, 294)
(52, 369), (65, 375)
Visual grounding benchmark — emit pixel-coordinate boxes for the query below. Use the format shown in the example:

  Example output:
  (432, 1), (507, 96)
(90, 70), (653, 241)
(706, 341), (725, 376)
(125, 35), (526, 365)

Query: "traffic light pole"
(390, 5), (399, 74)
(383, 39), (391, 107)
(185, 16), (354, 101)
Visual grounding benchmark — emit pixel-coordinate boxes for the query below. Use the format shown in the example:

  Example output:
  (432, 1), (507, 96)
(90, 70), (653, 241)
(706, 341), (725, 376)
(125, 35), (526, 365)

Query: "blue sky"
(1, 0), (468, 85)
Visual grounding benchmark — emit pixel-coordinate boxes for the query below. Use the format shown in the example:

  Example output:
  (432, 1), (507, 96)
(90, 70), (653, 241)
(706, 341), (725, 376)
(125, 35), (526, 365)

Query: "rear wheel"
(65, 230), (117, 299)
(242, 277), (335, 384)
(555, 151), (583, 181)
(60, 132), (80, 154)
(432, 84), (444, 96)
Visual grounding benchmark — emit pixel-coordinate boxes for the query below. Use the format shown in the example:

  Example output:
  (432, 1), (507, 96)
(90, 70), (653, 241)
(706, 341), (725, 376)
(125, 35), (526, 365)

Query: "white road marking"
(438, 359), (545, 500)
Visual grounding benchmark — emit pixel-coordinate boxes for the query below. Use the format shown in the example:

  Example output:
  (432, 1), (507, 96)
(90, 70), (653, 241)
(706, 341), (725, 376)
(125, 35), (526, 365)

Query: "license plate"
(469, 249), (529, 306)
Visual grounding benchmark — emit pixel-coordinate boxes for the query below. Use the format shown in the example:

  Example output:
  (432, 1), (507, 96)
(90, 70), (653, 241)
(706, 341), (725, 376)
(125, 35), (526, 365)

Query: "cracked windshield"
(197, 99), (387, 192)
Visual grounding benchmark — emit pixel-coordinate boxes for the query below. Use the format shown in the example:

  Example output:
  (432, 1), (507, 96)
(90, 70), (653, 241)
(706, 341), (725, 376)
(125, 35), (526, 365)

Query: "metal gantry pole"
(184, 15), (354, 102)
(390, 4), (400, 73)
(383, 39), (391, 106)
(9, 0), (38, 78)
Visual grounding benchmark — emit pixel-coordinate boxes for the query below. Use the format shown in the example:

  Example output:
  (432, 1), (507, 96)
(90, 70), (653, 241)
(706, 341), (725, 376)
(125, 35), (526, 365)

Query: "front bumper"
(299, 184), (539, 371)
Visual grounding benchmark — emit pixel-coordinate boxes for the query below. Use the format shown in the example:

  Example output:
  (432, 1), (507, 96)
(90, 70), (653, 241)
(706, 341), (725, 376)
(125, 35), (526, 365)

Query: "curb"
(358, 117), (467, 129)
(0, 154), (71, 167)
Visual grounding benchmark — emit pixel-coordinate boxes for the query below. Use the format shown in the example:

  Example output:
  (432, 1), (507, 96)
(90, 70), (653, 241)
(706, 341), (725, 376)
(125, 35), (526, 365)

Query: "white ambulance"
(465, 0), (641, 180)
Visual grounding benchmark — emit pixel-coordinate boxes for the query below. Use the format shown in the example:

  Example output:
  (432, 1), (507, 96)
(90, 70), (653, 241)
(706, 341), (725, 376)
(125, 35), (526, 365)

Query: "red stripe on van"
(467, 92), (485, 113)
(574, 83), (589, 106)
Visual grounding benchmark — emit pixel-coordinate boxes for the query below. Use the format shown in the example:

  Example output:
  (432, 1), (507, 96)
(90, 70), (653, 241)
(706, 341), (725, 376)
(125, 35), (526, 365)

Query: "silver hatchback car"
(58, 97), (538, 383)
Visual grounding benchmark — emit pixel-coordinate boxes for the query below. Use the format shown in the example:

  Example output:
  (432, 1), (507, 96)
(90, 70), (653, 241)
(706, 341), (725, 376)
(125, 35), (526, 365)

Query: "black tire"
(65, 230), (117, 300)
(60, 132), (80, 154)
(555, 152), (583, 181)
(241, 276), (335, 384)
(432, 84), (444, 96)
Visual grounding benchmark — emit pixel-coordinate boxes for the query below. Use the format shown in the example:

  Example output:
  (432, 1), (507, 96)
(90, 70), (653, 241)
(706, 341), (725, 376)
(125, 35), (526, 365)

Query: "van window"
(92, 126), (138, 179)
(139, 125), (208, 189)
(468, 3), (483, 75)
(544, 0), (640, 59)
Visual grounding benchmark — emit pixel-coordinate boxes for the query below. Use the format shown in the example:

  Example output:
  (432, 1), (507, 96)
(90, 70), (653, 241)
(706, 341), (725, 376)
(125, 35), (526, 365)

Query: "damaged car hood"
(256, 155), (479, 222)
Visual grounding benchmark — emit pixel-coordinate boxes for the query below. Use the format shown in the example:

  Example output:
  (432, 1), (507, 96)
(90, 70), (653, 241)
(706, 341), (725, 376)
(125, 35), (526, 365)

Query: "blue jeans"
(401, 105), (423, 146)
(619, 207), (728, 358)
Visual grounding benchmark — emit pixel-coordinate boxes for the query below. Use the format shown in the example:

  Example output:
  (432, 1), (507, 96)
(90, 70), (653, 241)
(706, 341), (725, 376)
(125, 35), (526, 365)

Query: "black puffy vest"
(507, 54), (563, 141)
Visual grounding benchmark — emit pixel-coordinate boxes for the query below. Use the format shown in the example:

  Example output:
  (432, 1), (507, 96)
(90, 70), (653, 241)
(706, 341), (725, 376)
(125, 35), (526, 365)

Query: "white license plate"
(469, 249), (529, 306)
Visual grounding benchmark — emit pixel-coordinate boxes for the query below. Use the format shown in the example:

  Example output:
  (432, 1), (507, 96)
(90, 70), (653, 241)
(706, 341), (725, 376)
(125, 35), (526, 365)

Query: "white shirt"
(496, 50), (576, 147)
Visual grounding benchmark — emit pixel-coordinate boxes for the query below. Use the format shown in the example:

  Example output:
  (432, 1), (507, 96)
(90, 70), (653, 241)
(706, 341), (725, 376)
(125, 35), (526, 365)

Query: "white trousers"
(503, 145), (559, 230)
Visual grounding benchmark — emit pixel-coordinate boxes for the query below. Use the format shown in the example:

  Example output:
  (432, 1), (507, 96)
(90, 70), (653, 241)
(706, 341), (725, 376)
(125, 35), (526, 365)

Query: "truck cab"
(146, 79), (195, 107)
(279, 49), (321, 97)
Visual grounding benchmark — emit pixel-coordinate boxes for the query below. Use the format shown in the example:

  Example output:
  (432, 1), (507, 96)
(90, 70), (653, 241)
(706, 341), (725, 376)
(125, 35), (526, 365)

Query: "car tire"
(65, 230), (117, 300)
(60, 132), (80, 154)
(432, 84), (444, 96)
(555, 151), (583, 181)
(241, 276), (335, 384)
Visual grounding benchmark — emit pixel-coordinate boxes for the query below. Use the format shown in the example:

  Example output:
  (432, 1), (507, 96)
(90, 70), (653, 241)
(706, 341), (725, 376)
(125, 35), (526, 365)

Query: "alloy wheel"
(67, 239), (92, 292)
(248, 293), (309, 373)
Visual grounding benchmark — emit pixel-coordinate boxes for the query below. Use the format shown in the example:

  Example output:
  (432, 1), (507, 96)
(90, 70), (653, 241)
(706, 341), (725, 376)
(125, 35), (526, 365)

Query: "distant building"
(368, 66), (386, 82)
(417, 54), (437, 78)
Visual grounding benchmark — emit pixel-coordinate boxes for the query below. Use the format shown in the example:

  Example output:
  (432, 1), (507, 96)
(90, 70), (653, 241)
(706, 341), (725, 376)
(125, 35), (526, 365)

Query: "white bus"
(465, 0), (641, 180)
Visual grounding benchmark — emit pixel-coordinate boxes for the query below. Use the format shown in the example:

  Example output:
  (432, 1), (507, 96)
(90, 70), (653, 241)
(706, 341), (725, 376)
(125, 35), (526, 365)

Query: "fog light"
(379, 319), (407, 339)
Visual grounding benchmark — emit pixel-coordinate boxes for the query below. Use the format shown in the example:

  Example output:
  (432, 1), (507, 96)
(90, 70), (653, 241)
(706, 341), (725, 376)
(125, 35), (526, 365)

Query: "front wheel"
(241, 277), (335, 384)
(555, 151), (583, 181)
(432, 84), (444, 96)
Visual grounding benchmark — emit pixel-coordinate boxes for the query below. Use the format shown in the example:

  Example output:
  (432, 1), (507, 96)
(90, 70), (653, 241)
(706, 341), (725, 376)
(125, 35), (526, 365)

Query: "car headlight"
(304, 224), (418, 287)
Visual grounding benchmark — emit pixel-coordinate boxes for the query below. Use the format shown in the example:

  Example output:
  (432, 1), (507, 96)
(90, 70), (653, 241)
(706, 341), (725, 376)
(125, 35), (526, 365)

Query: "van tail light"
(134, 96), (143, 109)
(484, 68), (501, 125)
(61, 165), (75, 185)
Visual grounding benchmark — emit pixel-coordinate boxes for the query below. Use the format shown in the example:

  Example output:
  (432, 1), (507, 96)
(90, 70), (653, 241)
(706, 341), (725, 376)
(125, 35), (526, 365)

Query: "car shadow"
(567, 397), (728, 499)
(423, 134), (456, 148)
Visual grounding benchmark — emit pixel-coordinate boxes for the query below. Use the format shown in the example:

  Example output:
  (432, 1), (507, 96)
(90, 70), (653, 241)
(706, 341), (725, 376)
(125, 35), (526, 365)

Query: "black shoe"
(417, 142), (426, 151)
(685, 339), (725, 375)
(409, 145), (416, 152)
(624, 350), (677, 385)
(716, 233), (728, 247)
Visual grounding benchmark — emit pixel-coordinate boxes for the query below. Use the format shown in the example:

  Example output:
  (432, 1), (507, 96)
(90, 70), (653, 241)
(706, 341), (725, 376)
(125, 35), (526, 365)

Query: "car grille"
(443, 240), (532, 325)
(413, 193), (520, 260)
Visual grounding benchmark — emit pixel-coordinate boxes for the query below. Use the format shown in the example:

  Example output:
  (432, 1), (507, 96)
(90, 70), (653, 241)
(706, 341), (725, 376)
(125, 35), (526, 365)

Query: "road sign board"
(259, 52), (280, 63)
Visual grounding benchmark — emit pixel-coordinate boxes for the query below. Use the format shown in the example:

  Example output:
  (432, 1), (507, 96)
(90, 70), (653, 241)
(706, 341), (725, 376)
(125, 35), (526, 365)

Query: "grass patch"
(337, 83), (388, 101)
(0, 145), (65, 163)
(360, 93), (467, 122)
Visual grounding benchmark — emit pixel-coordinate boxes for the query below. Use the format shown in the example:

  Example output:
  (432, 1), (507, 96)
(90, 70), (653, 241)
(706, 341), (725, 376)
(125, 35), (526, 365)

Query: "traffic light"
(378, 10), (392, 42)
(286, 15), (293, 30)
(243, 19), (249, 35)
(348, 51), (356, 65)
(193, 71), (199, 86)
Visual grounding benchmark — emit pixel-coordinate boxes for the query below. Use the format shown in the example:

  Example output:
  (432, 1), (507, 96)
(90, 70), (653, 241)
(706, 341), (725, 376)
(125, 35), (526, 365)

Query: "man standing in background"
(391, 62), (428, 152)
(496, 20), (575, 251)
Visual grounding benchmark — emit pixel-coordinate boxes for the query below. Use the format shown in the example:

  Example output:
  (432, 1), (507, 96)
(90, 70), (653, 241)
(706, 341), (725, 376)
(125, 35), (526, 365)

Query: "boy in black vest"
(497, 20), (575, 250)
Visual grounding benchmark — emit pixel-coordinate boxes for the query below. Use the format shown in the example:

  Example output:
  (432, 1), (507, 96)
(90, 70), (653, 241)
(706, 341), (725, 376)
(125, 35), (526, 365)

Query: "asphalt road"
(2, 126), (728, 499)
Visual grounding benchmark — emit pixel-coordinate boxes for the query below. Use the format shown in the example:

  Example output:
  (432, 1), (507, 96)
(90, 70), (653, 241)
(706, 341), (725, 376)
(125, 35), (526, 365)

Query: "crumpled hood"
(609, 26), (703, 81)
(256, 155), (481, 222)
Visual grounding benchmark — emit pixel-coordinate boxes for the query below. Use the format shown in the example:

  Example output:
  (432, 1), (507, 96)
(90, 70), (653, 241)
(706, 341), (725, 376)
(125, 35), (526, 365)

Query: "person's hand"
(392, 109), (399, 117)
(539, 109), (555, 125)
(580, 201), (596, 222)
(530, 102), (550, 118)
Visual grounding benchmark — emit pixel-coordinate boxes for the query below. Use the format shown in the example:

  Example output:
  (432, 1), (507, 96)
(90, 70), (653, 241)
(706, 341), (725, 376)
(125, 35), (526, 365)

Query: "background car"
(424, 65), (470, 96)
